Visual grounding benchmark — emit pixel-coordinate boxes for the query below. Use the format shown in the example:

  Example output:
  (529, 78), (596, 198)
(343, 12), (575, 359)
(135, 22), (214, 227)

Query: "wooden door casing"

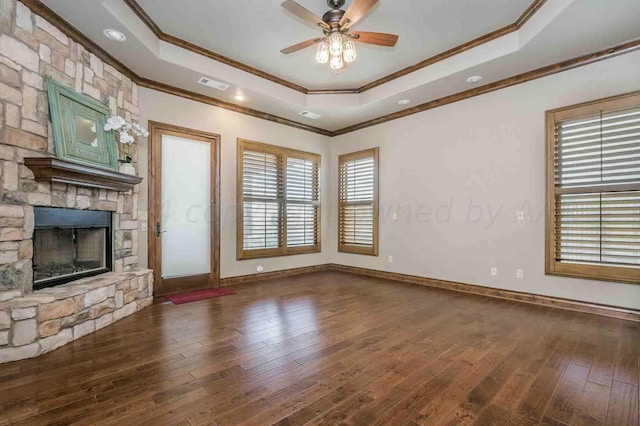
(147, 121), (221, 296)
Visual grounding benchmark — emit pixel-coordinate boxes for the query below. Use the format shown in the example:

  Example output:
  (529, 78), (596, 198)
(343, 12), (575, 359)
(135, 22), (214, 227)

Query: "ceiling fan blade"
(339, 0), (378, 29)
(281, 0), (329, 30)
(352, 31), (398, 47)
(280, 38), (323, 54)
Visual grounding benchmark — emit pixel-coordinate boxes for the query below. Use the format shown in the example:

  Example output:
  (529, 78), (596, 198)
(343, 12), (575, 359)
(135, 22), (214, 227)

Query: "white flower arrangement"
(104, 116), (148, 164)
(104, 116), (149, 144)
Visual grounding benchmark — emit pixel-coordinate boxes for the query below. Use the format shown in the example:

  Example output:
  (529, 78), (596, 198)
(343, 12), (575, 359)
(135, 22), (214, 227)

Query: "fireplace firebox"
(33, 207), (113, 290)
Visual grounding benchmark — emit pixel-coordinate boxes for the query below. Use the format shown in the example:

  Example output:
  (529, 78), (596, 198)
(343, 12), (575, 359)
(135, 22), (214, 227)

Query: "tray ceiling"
(36, 0), (640, 133)
(133, 0), (532, 90)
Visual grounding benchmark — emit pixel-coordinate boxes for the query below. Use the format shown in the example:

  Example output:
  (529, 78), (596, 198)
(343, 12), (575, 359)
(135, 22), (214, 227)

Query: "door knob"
(156, 222), (167, 238)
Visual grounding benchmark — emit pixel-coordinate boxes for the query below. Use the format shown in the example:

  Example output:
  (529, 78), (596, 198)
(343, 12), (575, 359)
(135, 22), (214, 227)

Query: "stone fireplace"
(33, 207), (113, 290)
(0, 0), (153, 363)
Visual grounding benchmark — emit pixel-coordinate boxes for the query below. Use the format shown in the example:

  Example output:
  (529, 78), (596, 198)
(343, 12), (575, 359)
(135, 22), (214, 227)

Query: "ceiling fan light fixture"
(330, 53), (344, 70)
(280, 0), (399, 72)
(329, 33), (343, 56)
(343, 40), (357, 63)
(316, 41), (330, 64)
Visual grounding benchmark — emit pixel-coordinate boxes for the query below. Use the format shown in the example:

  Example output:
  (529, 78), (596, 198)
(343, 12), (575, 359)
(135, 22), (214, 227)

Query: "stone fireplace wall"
(0, 0), (141, 294)
(0, 269), (153, 363)
(0, 0), (154, 363)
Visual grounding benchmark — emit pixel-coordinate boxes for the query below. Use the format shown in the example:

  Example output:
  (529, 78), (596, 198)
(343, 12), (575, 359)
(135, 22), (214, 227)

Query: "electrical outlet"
(388, 255), (393, 263)
(491, 267), (498, 276)
(141, 222), (148, 232)
(392, 212), (398, 221)
(516, 211), (525, 221)
(516, 269), (524, 279)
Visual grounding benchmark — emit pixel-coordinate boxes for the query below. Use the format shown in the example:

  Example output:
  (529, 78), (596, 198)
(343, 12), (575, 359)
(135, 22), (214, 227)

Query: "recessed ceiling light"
(466, 75), (483, 83)
(398, 99), (411, 105)
(103, 29), (126, 42)
(234, 94), (245, 101)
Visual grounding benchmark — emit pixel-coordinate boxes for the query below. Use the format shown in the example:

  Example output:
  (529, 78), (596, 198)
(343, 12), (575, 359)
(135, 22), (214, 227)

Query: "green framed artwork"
(46, 79), (118, 170)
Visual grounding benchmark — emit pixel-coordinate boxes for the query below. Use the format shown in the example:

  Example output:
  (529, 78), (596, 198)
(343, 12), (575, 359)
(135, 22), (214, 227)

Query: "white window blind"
(339, 148), (379, 255)
(548, 94), (640, 283)
(238, 140), (321, 259)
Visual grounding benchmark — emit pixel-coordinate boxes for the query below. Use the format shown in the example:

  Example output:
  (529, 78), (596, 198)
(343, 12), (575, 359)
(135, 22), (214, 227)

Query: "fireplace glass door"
(34, 228), (107, 283)
(33, 208), (112, 290)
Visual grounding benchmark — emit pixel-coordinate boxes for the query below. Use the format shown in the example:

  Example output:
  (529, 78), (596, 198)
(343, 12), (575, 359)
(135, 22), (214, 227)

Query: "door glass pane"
(161, 135), (211, 278)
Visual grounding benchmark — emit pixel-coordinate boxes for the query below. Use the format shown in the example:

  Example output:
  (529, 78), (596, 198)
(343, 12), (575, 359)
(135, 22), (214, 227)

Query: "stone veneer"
(0, 0), (142, 292)
(0, 269), (153, 363)
(0, 0), (152, 362)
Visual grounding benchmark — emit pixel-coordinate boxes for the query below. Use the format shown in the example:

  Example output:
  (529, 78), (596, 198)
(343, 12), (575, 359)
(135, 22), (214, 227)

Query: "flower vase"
(118, 163), (136, 176)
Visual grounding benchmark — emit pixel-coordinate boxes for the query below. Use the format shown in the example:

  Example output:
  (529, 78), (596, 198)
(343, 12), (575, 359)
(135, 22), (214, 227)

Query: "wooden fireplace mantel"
(24, 157), (143, 192)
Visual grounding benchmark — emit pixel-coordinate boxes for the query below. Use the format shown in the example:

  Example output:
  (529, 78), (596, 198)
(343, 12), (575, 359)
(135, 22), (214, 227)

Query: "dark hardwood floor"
(0, 271), (638, 425)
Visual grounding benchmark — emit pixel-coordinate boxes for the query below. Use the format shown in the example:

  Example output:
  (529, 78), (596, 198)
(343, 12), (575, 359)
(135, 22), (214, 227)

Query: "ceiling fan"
(280, 0), (399, 70)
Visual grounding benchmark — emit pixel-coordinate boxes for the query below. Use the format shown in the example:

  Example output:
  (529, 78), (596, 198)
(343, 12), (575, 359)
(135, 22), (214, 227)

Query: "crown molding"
(356, 0), (549, 93)
(332, 37), (640, 136)
(20, 0), (136, 81)
(123, 0), (547, 94)
(142, 34), (640, 137)
(121, 0), (309, 94)
(17, 0), (640, 138)
(19, 0), (330, 136)
(136, 78), (333, 136)
(354, 23), (517, 93)
(515, 0), (548, 27)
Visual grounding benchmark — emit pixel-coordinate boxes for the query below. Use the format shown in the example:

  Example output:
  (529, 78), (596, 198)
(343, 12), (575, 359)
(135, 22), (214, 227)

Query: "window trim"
(338, 147), (379, 256)
(236, 139), (321, 260)
(545, 91), (640, 285)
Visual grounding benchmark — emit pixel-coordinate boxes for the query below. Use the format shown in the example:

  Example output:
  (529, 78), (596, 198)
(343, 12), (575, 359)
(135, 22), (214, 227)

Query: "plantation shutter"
(338, 148), (379, 255)
(237, 140), (321, 259)
(286, 156), (320, 248)
(242, 149), (283, 253)
(548, 93), (640, 283)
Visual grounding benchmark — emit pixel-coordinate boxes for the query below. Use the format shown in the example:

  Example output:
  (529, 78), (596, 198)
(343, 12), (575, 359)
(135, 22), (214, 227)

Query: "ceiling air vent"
(299, 110), (321, 120)
(197, 77), (229, 91)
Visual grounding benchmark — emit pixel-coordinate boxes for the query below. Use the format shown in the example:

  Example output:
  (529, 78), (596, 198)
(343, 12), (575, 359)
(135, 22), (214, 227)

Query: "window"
(237, 139), (320, 259)
(546, 92), (640, 284)
(338, 148), (379, 255)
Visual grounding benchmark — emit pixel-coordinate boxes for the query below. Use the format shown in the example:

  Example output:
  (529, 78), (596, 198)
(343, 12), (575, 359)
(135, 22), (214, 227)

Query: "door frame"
(147, 121), (221, 296)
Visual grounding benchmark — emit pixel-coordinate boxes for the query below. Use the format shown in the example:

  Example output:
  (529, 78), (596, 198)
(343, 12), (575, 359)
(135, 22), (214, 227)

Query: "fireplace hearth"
(33, 207), (113, 290)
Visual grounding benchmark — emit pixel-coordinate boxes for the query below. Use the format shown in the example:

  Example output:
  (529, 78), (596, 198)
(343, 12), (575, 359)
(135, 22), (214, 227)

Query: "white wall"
(137, 51), (640, 309)
(330, 50), (640, 310)
(138, 88), (331, 278)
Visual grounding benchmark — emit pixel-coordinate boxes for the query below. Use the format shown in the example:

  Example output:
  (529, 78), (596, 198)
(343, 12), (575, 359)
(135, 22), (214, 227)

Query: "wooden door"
(148, 121), (220, 296)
